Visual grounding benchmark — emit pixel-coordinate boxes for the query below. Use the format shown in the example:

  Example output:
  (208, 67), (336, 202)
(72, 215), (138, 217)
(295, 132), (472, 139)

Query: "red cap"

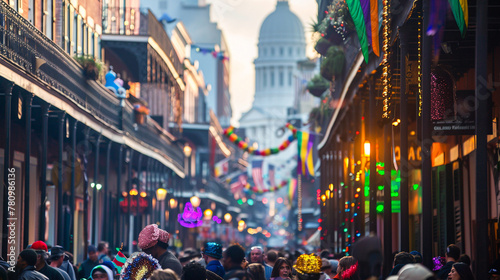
(31, 240), (48, 252)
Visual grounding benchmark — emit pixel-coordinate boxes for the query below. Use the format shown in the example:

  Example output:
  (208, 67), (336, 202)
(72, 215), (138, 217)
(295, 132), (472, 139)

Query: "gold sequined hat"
(294, 254), (322, 275)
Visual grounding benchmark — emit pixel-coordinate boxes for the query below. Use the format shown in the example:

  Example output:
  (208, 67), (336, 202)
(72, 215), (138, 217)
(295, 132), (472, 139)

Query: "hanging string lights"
(418, 13), (422, 116)
(381, 0), (391, 119)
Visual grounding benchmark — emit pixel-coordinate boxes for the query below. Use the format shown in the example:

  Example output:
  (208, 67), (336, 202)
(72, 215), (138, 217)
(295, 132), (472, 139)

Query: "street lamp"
(169, 198), (178, 209)
(156, 188), (167, 201)
(190, 195), (201, 208)
(224, 213), (232, 223)
(364, 140), (371, 158)
(183, 144), (192, 158)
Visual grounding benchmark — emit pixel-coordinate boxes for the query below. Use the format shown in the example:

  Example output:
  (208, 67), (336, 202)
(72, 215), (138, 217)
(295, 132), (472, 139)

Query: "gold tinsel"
(293, 254), (322, 274)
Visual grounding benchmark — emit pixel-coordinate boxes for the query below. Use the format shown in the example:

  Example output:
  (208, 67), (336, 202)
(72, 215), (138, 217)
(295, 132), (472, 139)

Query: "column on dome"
(288, 66), (293, 87)
(263, 67), (267, 88)
(279, 67), (284, 87)
(270, 67), (275, 87)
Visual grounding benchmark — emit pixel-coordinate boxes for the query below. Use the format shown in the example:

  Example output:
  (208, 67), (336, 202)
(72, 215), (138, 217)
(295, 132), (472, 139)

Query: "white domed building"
(239, 0), (307, 183)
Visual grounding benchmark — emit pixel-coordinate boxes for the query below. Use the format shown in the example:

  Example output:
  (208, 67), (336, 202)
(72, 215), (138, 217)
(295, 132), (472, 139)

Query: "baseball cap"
(49, 245), (67, 260)
(31, 241), (48, 252)
(397, 264), (434, 280)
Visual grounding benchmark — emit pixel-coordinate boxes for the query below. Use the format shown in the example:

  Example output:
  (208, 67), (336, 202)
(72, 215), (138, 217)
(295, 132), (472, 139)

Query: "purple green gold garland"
(223, 123), (297, 156)
(120, 252), (161, 280)
(243, 180), (289, 194)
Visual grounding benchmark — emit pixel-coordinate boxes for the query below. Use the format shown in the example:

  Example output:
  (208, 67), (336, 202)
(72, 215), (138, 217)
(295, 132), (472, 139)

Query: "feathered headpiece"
(120, 252), (161, 280)
(341, 261), (358, 279)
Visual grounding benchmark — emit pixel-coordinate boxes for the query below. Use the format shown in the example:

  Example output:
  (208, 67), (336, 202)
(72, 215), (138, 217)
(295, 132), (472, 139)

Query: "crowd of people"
(0, 226), (498, 280)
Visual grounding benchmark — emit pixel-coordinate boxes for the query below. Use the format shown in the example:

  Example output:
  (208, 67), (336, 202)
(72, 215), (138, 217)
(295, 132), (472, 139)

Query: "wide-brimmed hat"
(49, 245), (67, 260)
(397, 264), (434, 280)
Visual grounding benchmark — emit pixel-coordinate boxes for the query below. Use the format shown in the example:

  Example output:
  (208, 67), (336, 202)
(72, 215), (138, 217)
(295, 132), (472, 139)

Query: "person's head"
(16, 249), (38, 271)
(321, 258), (332, 275)
(202, 242), (223, 263)
(49, 245), (66, 267)
(393, 251), (415, 267)
(138, 224), (170, 259)
(458, 254), (471, 266)
(337, 256), (359, 280)
(266, 250), (278, 265)
(320, 250), (331, 259)
(149, 269), (180, 280)
(30, 240), (49, 267)
(88, 245), (98, 262)
(247, 263), (266, 280)
(223, 244), (246, 270)
(90, 264), (114, 280)
(98, 242), (109, 254)
(350, 235), (382, 280)
(181, 261), (206, 280)
(294, 254), (322, 280)
(271, 257), (292, 278)
(395, 264), (435, 280)
(410, 251), (423, 264)
(449, 262), (474, 280)
(446, 244), (461, 261)
(250, 246), (264, 264)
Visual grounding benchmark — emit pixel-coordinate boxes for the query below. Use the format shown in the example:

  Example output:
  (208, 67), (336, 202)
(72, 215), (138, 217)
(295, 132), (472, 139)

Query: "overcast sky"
(206, 0), (319, 125)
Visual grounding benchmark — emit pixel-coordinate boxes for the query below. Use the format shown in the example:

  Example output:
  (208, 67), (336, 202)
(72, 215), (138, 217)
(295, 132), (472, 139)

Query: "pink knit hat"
(138, 224), (170, 250)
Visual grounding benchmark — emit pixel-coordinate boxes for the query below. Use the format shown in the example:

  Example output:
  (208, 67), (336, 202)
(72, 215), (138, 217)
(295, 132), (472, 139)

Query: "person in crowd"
(320, 250), (331, 260)
(270, 257), (292, 280)
(249, 246), (273, 280)
(389, 251), (415, 276)
(202, 242), (225, 278)
(138, 224), (182, 276)
(458, 254), (471, 267)
(179, 248), (202, 266)
(448, 262), (474, 280)
(350, 235), (382, 280)
(266, 251), (278, 268)
(206, 270), (224, 280)
(149, 269), (180, 280)
(222, 244), (252, 280)
(410, 251), (423, 264)
(386, 263), (435, 280)
(97, 242), (112, 263)
(30, 241), (66, 280)
(49, 245), (76, 280)
(490, 263), (500, 280)
(77, 245), (99, 280)
(247, 263), (266, 280)
(328, 260), (338, 278)
(436, 244), (460, 279)
(333, 256), (359, 280)
(181, 262), (206, 280)
(13, 249), (48, 280)
(321, 258), (334, 279)
(89, 264), (114, 280)
(294, 254), (322, 280)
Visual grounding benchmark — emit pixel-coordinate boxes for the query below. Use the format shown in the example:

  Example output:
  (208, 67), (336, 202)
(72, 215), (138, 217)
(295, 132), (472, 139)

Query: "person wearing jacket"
(202, 242), (225, 278)
(15, 249), (49, 280)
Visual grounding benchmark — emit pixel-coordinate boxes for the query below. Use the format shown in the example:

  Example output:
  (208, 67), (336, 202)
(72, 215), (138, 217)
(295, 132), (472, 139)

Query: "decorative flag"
(252, 160), (265, 189)
(288, 178), (297, 205)
(112, 248), (127, 273)
(369, 0), (380, 56)
(448, 0), (468, 38)
(346, 0), (370, 63)
(214, 158), (229, 177)
(268, 165), (276, 187)
(230, 173), (247, 194)
(297, 131), (316, 177)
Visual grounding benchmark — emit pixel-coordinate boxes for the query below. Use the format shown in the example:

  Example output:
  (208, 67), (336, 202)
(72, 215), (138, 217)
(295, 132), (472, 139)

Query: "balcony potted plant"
(321, 46), (345, 81)
(74, 55), (103, 80)
(133, 104), (150, 125)
(307, 74), (330, 97)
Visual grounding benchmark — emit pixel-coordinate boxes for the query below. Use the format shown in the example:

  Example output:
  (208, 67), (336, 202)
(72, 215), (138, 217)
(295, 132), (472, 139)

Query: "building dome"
(258, 1), (305, 44)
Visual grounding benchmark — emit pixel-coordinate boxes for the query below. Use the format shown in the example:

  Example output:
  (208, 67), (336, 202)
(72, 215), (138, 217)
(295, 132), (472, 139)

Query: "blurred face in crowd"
(92, 270), (109, 280)
(448, 267), (460, 280)
(250, 247), (264, 263)
(89, 251), (98, 262)
(279, 262), (291, 279)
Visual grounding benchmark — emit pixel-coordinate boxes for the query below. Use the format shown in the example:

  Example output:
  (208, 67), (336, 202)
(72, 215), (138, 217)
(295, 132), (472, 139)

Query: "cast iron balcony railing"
(0, 2), (184, 171)
(102, 6), (183, 76)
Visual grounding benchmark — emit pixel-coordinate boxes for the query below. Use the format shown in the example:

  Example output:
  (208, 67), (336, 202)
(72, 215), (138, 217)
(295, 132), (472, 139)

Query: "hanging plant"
(321, 46), (345, 81)
(74, 55), (103, 80)
(318, 0), (355, 45)
(314, 38), (333, 56)
(307, 74), (330, 97)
